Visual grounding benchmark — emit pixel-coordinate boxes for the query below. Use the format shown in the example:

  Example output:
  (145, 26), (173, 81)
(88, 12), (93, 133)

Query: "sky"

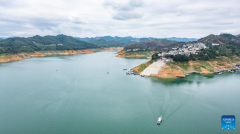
(0, 0), (239, 38)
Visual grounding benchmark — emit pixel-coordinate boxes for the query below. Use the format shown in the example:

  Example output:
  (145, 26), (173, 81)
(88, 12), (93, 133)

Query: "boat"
(123, 69), (127, 70)
(176, 75), (185, 78)
(157, 116), (162, 125)
(186, 74), (189, 76)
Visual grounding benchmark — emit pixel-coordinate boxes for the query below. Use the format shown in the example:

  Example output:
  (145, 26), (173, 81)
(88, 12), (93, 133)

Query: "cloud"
(104, 0), (144, 11)
(129, 0), (144, 7)
(112, 12), (143, 20)
(68, 14), (88, 24)
(0, 0), (239, 38)
(104, 0), (144, 20)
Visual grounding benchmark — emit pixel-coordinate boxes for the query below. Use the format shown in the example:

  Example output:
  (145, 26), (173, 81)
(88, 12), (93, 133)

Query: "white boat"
(157, 116), (162, 125)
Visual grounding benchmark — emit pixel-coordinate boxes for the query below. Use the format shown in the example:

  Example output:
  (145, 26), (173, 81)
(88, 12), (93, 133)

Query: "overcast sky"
(0, 0), (239, 38)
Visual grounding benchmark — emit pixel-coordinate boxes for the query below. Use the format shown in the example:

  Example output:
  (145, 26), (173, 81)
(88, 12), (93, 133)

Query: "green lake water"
(0, 51), (239, 134)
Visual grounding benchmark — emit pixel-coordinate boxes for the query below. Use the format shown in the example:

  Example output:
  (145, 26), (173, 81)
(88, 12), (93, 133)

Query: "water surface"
(0, 51), (239, 134)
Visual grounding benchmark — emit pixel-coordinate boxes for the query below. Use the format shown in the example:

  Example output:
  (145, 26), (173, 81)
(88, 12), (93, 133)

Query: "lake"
(0, 51), (239, 134)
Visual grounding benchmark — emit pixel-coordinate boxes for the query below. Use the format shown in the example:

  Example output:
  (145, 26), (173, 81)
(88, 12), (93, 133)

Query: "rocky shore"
(0, 47), (124, 63)
(0, 50), (94, 63)
(132, 56), (240, 78)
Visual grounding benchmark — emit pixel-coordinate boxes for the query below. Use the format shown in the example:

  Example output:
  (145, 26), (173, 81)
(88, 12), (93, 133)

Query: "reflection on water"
(147, 73), (236, 86)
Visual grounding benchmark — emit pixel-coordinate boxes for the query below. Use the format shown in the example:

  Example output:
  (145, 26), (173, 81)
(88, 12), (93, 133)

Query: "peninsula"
(122, 33), (240, 78)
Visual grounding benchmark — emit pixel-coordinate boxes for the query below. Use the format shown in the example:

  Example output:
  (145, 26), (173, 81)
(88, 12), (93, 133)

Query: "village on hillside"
(159, 43), (211, 57)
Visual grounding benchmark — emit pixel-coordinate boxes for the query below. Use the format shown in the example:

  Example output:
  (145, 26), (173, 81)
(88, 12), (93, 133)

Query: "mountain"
(0, 34), (98, 54)
(88, 39), (126, 47)
(237, 35), (240, 40)
(77, 36), (144, 45)
(198, 33), (240, 45)
(0, 37), (7, 41)
(124, 39), (185, 51)
(159, 37), (198, 42)
(77, 36), (197, 45)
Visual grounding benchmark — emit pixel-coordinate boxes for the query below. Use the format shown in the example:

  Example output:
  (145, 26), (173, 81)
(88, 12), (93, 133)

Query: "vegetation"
(170, 33), (240, 61)
(134, 60), (153, 73)
(0, 34), (98, 54)
(164, 56), (240, 75)
(124, 39), (185, 51)
(77, 36), (197, 45)
(121, 51), (155, 58)
(151, 53), (159, 60)
(88, 39), (126, 47)
(175, 62), (189, 71)
(193, 66), (202, 72)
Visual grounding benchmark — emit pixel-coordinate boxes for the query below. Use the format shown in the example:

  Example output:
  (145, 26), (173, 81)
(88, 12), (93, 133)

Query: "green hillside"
(198, 33), (240, 45)
(168, 33), (240, 61)
(124, 39), (185, 51)
(88, 39), (126, 47)
(0, 34), (98, 54)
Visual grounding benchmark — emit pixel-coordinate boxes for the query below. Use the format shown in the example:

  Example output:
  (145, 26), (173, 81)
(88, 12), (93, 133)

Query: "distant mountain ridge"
(124, 39), (185, 51)
(0, 37), (7, 41)
(123, 33), (240, 51)
(198, 33), (240, 45)
(0, 34), (97, 54)
(88, 39), (126, 47)
(77, 36), (198, 45)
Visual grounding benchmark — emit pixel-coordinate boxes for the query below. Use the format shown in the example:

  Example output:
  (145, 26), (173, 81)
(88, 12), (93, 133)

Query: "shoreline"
(132, 56), (240, 78)
(115, 51), (154, 59)
(0, 47), (123, 63)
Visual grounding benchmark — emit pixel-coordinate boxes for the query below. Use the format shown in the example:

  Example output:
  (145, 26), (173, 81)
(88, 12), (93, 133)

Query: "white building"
(212, 43), (219, 46)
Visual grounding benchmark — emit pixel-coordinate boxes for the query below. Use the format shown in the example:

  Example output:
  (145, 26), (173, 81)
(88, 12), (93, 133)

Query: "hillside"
(88, 39), (126, 47)
(159, 37), (198, 42)
(236, 34), (240, 40)
(0, 35), (98, 54)
(198, 33), (240, 45)
(0, 38), (7, 41)
(130, 33), (240, 78)
(124, 39), (185, 51)
(77, 36), (148, 45)
(77, 36), (197, 45)
(151, 56), (240, 78)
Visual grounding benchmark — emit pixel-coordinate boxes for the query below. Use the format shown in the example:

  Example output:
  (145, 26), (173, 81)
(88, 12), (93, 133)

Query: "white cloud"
(68, 14), (88, 24)
(0, 0), (239, 38)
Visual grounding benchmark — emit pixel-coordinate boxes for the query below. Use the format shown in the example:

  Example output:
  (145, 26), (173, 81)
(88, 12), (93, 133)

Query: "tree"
(151, 53), (159, 60)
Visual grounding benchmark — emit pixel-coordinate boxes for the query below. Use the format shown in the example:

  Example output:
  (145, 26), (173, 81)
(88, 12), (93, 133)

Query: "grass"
(0, 54), (6, 59)
(217, 63), (225, 66)
(125, 51), (154, 56)
(167, 63), (177, 70)
(229, 56), (240, 63)
(200, 62), (215, 72)
(193, 66), (201, 72)
(137, 60), (153, 73)
(174, 62), (189, 71)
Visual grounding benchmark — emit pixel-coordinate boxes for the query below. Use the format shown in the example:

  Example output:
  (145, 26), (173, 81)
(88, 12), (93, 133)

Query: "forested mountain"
(77, 36), (197, 45)
(166, 33), (240, 61)
(0, 38), (7, 41)
(124, 39), (185, 51)
(0, 34), (98, 54)
(160, 37), (198, 42)
(88, 39), (126, 47)
(123, 33), (240, 51)
(77, 36), (145, 45)
(198, 33), (240, 45)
